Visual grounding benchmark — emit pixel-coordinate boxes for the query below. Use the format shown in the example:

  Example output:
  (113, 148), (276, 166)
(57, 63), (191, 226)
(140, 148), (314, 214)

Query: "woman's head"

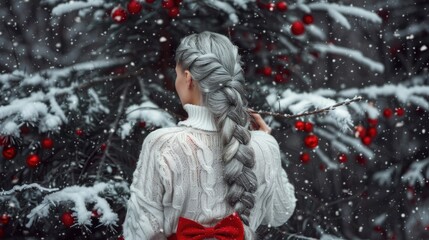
(175, 31), (257, 228)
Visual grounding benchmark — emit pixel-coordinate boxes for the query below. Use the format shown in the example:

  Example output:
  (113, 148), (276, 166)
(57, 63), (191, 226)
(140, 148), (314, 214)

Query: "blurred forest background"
(0, 0), (428, 239)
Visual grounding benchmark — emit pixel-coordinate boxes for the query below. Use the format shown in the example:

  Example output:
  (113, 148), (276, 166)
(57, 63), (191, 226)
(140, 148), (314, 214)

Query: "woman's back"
(122, 104), (296, 239)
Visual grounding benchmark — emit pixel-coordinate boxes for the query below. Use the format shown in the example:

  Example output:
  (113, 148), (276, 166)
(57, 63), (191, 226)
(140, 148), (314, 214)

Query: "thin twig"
(248, 96), (363, 119)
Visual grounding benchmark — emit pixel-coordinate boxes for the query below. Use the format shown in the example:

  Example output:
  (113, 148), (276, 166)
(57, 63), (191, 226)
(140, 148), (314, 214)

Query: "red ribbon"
(168, 212), (244, 240)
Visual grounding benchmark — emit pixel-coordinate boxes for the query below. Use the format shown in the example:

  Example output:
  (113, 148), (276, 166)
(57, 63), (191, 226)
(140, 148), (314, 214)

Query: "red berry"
(2, 145), (17, 160)
(304, 122), (313, 132)
(355, 125), (366, 138)
(118, 236), (125, 240)
(262, 66), (272, 76)
(61, 212), (75, 228)
(139, 121), (146, 128)
(356, 155), (367, 166)
(168, 7), (180, 18)
(1, 214), (10, 225)
(276, 1), (288, 11)
(338, 153), (347, 163)
(127, 0), (143, 15)
(304, 134), (319, 149)
(295, 121), (305, 131)
(367, 118), (378, 127)
(361, 136), (372, 146)
(26, 154), (41, 168)
(300, 152), (310, 164)
(302, 14), (314, 24)
(100, 143), (107, 151)
(75, 128), (84, 136)
(91, 210), (100, 218)
(395, 107), (405, 116)
(162, 0), (175, 9)
(383, 108), (393, 118)
(41, 137), (54, 149)
(291, 21), (305, 35)
(367, 127), (377, 138)
(274, 73), (286, 83)
(111, 6), (127, 23)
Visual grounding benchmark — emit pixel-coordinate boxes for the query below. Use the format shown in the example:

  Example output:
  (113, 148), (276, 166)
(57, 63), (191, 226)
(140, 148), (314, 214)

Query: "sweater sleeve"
(261, 134), (297, 227)
(122, 131), (169, 240)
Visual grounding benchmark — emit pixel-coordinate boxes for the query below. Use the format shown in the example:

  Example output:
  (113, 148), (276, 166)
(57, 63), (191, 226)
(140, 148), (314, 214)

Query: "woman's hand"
(248, 109), (272, 134)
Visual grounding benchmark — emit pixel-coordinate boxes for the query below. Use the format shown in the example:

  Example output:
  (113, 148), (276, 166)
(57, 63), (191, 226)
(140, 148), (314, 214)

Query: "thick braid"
(175, 32), (257, 228)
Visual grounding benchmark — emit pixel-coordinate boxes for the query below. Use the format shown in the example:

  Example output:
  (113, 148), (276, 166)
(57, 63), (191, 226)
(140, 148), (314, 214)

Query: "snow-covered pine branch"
(1, 183), (59, 195)
(401, 158), (429, 187)
(312, 43), (384, 73)
(265, 89), (354, 132)
(373, 167), (397, 186)
(339, 83), (429, 110)
(26, 181), (129, 229)
(119, 100), (177, 139)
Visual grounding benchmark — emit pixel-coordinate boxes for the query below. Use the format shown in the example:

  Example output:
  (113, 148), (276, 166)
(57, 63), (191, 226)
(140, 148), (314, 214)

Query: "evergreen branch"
(0, 183), (59, 195)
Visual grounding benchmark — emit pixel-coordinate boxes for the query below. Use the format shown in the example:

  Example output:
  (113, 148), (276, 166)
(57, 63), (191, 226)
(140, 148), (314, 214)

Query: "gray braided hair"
(175, 32), (257, 228)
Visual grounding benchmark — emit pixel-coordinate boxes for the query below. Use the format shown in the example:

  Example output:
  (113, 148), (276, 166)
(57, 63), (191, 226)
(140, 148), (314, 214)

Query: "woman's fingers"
(248, 109), (272, 134)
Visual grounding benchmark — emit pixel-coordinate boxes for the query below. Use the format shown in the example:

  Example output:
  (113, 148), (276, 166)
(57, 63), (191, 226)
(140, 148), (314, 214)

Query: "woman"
(122, 31), (296, 240)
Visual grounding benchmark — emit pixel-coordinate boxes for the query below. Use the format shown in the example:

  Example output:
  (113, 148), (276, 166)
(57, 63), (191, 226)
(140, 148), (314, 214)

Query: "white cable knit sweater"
(122, 104), (296, 239)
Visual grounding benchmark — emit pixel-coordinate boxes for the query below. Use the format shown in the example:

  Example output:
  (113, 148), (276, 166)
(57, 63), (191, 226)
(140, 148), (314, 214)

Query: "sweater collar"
(177, 104), (218, 132)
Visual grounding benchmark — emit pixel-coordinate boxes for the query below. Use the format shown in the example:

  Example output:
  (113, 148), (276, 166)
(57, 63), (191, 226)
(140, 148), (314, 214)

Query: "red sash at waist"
(167, 212), (244, 240)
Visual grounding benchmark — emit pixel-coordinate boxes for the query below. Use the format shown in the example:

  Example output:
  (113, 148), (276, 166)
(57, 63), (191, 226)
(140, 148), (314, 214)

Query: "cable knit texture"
(123, 104), (297, 240)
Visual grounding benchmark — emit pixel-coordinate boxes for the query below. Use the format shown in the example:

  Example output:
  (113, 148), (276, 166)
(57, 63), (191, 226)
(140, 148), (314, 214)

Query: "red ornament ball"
(304, 122), (313, 132)
(367, 127), (377, 138)
(291, 21), (305, 36)
(395, 107), (405, 116)
(61, 212), (75, 228)
(26, 154), (41, 168)
(304, 134), (319, 149)
(2, 145), (17, 160)
(276, 1), (288, 12)
(1, 214), (10, 225)
(41, 137), (54, 149)
(361, 136), (372, 146)
(302, 14), (314, 24)
(262, 66), (272, 76)
(300, 152), (310, 164)
(295, 121), (305, 131)
(111, 6), (127, 23)
(383, 108), (393, 118)
(168, 7), (180, 18)
(338, 153), (347, 163)
(127, 0), (143, 15)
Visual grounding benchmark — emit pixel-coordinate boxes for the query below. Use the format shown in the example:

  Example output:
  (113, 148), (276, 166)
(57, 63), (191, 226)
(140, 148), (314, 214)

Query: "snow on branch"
(308, 2), (382, 25)
(401, 158), (429, 187)
(265, 89), (354, 132)
(26, 181), (129, 229)
(339, 84), (429, 110)
(312, 43), (384, 73)
(1, 183), (59, 195)
(52, 0), (104, 16)
(373, 167), (397, 186)
(119, 101), (177, 139)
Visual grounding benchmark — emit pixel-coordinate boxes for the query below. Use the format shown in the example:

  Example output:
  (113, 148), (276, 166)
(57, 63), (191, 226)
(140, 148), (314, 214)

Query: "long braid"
(175, 32), (257, 228)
